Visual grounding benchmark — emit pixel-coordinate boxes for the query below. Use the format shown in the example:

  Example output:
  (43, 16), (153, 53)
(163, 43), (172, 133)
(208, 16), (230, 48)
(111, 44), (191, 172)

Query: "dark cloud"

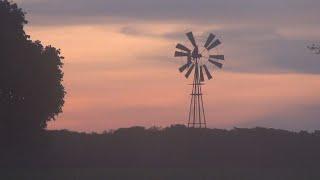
(20, 0), (320, 26)
(18, 0), (320, 74)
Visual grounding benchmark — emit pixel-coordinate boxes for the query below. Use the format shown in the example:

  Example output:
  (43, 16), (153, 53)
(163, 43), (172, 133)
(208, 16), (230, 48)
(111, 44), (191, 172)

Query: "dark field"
(2, 126), (320, 179)
(1, 168), (320, 180)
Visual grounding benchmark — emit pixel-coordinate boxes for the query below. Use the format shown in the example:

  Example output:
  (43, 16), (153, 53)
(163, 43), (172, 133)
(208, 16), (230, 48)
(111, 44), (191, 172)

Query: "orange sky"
(23, 24), (320, 132)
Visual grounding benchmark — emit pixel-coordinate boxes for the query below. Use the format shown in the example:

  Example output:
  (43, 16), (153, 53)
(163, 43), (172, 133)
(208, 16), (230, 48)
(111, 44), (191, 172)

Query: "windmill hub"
(174, 31), (225, 128)
(192, 47), (202, 60)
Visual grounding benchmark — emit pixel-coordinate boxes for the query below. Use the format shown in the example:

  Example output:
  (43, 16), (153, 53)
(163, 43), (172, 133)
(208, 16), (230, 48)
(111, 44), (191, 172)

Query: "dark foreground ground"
(1, 125), (320, 179)
(1, 168), (320, 180)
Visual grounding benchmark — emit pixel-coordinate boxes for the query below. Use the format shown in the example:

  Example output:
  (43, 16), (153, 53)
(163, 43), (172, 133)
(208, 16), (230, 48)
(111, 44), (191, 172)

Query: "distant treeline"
(2, 125), (320, 168)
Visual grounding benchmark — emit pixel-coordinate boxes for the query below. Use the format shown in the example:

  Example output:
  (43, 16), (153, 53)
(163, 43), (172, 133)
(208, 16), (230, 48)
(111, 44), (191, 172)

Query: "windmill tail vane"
(174, 31), (225, 128)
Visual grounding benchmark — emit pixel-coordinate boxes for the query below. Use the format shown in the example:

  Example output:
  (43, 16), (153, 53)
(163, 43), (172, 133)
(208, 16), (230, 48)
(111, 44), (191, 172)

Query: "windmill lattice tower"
(174, 32), (225, 128)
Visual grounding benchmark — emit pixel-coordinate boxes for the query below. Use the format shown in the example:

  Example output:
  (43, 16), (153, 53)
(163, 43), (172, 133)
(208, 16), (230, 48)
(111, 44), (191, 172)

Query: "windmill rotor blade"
(187, 55), (192, 63)
(209, 59), (223, 69)
(200, 66), (205, 82)
(204, 33), (215, 48)
(209, 55), (225, 60)
(174, 51), (189, 57)
(186, 32), (197, 48)
(207, 39), (221, 51)
(203, 65), (212, 80)
(176, 43), (191, 52)
(179, 62), (191, 73)
(185, 64), (195, 78)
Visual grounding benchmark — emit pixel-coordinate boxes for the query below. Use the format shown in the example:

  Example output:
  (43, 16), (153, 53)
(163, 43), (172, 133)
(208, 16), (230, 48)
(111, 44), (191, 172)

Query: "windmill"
(308, 43), (320, 54)
(174, 32), (225, 128)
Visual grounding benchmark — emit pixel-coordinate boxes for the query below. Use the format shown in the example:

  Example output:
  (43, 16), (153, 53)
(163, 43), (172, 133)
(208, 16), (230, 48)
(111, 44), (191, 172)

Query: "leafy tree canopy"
(0, 0), (66, 136)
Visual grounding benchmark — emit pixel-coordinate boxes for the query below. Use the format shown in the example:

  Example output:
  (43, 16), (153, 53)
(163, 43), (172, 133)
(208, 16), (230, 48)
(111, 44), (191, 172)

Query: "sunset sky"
(17, 0), (320, 132)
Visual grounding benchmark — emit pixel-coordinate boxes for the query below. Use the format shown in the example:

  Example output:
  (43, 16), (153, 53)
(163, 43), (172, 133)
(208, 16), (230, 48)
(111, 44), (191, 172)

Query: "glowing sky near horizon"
(18, 0), (320, 132)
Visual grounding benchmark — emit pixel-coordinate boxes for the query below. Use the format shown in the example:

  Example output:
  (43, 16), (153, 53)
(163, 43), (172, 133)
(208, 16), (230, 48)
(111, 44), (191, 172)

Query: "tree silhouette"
(0, 0), (66, 138)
